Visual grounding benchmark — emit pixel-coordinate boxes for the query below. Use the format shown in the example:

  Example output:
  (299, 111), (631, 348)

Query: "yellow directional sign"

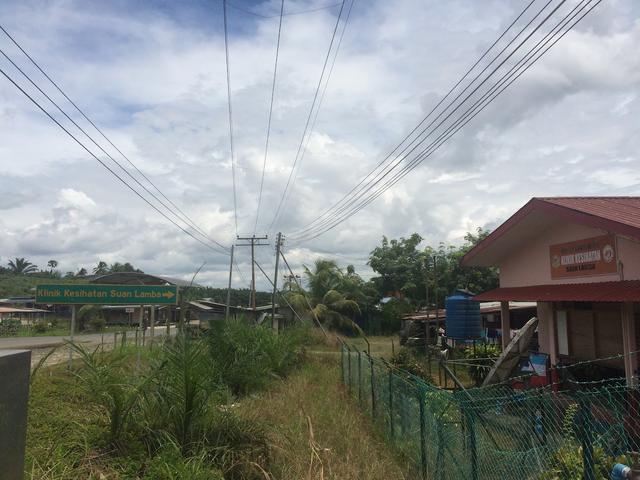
(35, 284), (178, 305)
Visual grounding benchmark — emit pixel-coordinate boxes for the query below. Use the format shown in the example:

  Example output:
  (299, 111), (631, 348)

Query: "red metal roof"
(473, 280), (640, 302)
(462, 197), (640, 266)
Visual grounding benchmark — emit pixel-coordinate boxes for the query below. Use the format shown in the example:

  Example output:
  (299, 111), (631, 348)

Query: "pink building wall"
(499, 222), (640, 287)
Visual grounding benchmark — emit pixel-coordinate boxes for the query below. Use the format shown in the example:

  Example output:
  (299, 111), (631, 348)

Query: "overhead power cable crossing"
(0, 24), (230, 254)
(267, 0), (348, 233)
(223, 0), (239, 237)
(253, 0), (285, 235)
(0, 64), (230, 255)
(287, 0), (602, 244)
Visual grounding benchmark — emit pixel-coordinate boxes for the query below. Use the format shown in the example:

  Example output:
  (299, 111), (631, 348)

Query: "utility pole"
(272, 232), (282, 324)
(423, 256), (430, 348)
(433, 254), (439, 343)
(236, 235), (269, 310)
(225, 245), (234, 320)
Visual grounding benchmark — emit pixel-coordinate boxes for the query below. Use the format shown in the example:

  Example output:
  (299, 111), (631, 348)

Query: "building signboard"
(35, 284), (178, 305)
(549, 234), (617, 279)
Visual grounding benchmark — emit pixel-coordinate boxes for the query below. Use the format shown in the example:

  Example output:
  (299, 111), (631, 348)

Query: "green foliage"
(69, 343), (147, 448)
(460, 343), (501, 385)
(183, 286), (272, 306)
(32, 320), (48, 334)
(390, 347), (433, 383)
(142, 333), (223, 452)
(7, 257), (38, 274)
(206, 320), (303, 395)
(78, 304), (106, 331)
(0, 273), (86, 297)
(143, 444), (224, 480)
(537, 445), (631, 480)
(368, 228), (499, 308)
(379, 299), (413, 334)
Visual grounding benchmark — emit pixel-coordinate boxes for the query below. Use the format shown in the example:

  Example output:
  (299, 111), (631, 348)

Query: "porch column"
(500, 301), (510, 350)
(621, 302), (637, 387)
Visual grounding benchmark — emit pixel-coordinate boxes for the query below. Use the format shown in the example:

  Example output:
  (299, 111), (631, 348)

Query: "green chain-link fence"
(341, 342), (639, 480)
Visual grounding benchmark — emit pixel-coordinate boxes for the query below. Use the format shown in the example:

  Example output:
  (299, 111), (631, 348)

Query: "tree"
(93, 261), (108, 275)
(7, 258), (38, 274)
(368, 234), (425, 300)
(285, 259), (362, 330)
(368, 229), (499, 309)
(47, 259), (58, 274)
(76, 267), (88, 277)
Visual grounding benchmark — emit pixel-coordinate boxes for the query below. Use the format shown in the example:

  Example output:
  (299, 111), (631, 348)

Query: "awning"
(474, 280), (640, 302)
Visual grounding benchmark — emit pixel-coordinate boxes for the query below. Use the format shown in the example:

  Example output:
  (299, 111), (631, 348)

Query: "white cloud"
(0, 0), (637, 289)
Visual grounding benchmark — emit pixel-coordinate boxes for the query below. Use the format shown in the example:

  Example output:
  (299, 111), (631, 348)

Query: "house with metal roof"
(462, 197), (640, 386)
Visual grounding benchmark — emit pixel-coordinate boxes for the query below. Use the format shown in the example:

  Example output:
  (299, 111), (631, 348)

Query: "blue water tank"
(445, 291), (482, 340)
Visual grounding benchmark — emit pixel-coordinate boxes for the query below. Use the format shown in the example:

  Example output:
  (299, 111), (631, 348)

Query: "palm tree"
(76, 267), (88, 277)
(285, 259), (361, 329)
(47, 259), (58, 274)
(7, 257), (38, 274)
(93, 261), (108, 275)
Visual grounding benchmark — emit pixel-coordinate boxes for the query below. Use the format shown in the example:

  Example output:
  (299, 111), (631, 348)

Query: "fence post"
(388, 368), (395, 441)
(370, 354), (377, 417)
(347, 345), (352, 393)
(580, 395), (595, 480)
(358, 350), (363, 404)
(418, 384), (428, 480)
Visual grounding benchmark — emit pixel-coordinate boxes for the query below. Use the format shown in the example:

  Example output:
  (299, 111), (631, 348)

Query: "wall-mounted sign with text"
(549, 234), (617, 279)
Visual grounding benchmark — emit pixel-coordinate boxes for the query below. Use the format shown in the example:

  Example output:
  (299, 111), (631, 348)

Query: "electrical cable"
(0, 44), (230, 253)
(289, 0), (600, 244)
(288, 0), (547, 240)
(291, 0), (595, 244)
(223, 0), (239, 236)
(0, 24), (226, 250)
(269, 0), (356, 235)
(253, 0), (285, 234)
(267, 0), (346, 232)
(226, 0), (341, 19)
(0, 64), (230, 255)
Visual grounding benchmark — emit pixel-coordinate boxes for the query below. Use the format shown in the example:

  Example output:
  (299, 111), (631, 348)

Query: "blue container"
(445, 291), (482, 340)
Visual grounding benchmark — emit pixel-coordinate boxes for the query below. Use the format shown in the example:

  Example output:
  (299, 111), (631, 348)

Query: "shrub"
(461, 343), (501, 385)
(390, 347), (433, 383)
(206, 320), (303, 395)
(32, 320), (48, 333)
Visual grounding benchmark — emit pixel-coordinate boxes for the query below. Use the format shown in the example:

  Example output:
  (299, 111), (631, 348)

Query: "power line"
(269, 0), (356, 235)
(287, 0), (539, 240)
(0, 64), (230, 255)
(0, 24), (231, 252)
(223, 0), (239, 236)
(254, 0), (285, 234)
(289, 0), (585, 243)
(289, 0), (600, 244)
(226, 0), (341, 19)
(267, 0), (347, 232)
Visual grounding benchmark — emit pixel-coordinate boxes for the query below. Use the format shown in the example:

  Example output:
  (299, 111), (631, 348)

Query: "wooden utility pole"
(423, 256), (430, 347)
(271, 232), (282, 324)
(236, 235), (269, 310)
(225, 245), (234, 320)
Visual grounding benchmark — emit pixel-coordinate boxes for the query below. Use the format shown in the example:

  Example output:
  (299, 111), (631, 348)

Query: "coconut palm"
(93, 261), (108, 275)
(7, 257), (38, 274)
(285, 259), (361, 329)
(47, 259), (58, 273)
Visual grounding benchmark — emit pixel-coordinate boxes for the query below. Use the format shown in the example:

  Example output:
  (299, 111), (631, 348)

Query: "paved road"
(0, 326), (176, 350)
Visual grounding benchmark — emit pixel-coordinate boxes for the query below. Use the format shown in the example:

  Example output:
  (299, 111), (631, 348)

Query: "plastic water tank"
(445, 291), (482, 340)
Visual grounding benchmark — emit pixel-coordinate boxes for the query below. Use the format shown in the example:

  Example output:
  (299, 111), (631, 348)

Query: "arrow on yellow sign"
(163, 291), (175, 299)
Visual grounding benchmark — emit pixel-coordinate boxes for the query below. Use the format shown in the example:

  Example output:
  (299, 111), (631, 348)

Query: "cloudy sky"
(0, 0), (638, 289)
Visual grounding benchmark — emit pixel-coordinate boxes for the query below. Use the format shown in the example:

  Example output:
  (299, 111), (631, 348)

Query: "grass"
(25, 329), (408, 479)
(236, 352), (410, 480)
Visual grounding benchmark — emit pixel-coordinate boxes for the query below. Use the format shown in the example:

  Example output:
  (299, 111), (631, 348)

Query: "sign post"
(68, 305), (76, 369)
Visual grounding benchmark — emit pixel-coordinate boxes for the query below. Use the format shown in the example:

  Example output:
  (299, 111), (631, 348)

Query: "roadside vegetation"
(25, 321), (407, 479)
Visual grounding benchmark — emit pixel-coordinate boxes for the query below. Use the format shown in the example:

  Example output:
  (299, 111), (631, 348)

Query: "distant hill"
(0, 273), (88, 298)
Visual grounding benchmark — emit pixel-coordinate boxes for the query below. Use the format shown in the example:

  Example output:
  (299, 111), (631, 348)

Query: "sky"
(0, 0), (638, 290)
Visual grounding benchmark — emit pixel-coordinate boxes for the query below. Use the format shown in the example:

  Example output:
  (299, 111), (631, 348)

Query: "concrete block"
(0, 349), (31, 480)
